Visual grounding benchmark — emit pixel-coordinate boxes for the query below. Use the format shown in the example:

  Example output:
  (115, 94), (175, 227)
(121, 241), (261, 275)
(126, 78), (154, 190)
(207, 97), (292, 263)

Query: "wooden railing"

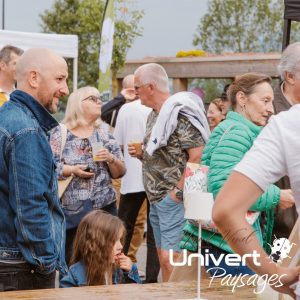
(117, 54), (281, 93)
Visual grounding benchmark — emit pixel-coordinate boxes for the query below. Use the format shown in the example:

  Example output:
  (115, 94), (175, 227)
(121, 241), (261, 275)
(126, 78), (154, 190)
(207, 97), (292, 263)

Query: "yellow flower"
(176, 50), (206, 57)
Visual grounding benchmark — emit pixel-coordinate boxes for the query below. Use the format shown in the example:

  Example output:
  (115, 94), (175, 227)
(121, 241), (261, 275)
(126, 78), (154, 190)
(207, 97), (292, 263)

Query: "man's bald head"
(16, 48), (67, 85)
(15, 48), (69, 114)
(122, 74), (134, 89)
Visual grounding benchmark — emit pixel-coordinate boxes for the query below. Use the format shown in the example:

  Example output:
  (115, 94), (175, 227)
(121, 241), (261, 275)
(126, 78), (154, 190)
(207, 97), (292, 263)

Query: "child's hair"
(70, 210), (125, 286)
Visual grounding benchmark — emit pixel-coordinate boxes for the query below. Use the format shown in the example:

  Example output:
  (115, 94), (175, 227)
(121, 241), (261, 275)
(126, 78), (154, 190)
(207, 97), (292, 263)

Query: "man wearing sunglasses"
(129, 63), (206, 282)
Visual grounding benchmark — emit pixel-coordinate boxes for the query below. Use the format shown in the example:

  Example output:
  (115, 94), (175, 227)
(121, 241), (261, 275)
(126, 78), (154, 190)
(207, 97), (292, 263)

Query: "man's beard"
(45, 98), (57, 114)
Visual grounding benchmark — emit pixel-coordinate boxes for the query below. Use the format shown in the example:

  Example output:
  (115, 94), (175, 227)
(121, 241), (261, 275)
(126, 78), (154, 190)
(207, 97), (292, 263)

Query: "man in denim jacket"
(0, 48), (69, 291)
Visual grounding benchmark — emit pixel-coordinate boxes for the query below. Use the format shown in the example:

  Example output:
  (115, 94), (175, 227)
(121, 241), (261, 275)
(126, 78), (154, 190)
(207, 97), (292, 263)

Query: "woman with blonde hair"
(50, 86), (126, 264)
(60, 210), (141, 286)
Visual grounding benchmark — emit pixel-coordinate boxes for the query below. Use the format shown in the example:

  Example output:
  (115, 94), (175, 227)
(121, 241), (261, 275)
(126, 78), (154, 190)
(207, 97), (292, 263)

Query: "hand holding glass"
(92, 142), (106, 162)
(128, 140), (143, 157)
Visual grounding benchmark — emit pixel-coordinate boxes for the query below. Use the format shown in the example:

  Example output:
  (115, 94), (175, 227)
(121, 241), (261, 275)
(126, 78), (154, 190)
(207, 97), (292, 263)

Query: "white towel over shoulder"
(146, 91), (210, 156)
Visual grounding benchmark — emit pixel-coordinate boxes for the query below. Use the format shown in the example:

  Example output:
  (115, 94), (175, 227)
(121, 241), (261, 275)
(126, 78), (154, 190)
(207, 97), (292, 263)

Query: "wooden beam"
(117, 54), (281, 80)
(173, 78), (188, 93)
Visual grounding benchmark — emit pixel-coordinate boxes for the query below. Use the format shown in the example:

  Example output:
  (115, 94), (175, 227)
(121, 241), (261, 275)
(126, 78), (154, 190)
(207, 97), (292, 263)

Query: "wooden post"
(173, 78), (188, 93)
(116, 78), (123, 95)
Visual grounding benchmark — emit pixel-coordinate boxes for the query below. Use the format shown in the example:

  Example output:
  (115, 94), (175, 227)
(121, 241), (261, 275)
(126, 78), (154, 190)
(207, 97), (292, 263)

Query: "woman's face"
(81, 94), (102, 121)
(243, 82), (274, 126)
(207, 102), (225, 130)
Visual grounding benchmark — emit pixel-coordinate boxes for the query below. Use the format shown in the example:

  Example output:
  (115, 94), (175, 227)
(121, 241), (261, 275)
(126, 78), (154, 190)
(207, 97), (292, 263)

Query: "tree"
(40, 0), (143, 89)
(194, 0), (290, 54)
(192, 0), (300, 102)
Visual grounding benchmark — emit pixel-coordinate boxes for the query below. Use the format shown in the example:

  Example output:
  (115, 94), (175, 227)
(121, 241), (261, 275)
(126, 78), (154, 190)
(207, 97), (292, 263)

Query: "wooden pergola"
(117, 53), (281, 93)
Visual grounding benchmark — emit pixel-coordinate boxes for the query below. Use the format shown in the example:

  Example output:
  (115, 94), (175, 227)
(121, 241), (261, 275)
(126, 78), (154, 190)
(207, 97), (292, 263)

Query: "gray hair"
(278, 42), (300, 81)
(134, 63), (169, 93)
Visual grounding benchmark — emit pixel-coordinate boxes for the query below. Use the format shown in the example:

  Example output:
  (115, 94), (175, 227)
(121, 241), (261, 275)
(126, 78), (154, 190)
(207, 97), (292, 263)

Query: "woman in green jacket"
(180, 73), (294, 276)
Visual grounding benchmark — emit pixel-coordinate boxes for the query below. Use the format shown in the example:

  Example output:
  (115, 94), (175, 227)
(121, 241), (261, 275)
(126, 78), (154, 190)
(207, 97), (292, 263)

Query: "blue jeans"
(0, 262), (56, 291)
(202, 241), (255, 276)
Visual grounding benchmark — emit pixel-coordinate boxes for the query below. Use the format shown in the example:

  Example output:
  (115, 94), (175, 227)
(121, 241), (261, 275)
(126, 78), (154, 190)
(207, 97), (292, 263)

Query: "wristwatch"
(174, 186), (183, 201)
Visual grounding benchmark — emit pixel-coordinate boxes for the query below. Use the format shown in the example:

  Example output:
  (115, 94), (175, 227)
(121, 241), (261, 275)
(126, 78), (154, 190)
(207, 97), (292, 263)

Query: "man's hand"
(121, 88), (136, 102)
(168, 189), (182, 203)
(128, 143), (143, 159)
(279, 189), (295, 210)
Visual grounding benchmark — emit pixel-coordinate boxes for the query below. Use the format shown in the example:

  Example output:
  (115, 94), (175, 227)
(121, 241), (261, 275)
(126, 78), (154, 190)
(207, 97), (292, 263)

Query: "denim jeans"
(0, 262), (56, 291)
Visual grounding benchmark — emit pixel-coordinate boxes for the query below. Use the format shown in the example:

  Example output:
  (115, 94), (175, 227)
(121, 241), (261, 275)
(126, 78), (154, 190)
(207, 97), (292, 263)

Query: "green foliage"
(40, 0), (143, 90)
(193, 0), (300, 54)
(189, 78), (231, 103)
(192, 0), (300, 103)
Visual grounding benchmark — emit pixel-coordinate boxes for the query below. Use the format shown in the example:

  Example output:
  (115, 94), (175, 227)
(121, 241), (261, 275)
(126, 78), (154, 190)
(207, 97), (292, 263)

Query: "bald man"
(0, 48), (69, 291)
(101, 74), (137, 128)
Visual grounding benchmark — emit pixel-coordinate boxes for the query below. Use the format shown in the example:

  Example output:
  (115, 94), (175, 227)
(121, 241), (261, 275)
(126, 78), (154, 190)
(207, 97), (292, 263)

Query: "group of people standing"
(1, 41), (300, 299)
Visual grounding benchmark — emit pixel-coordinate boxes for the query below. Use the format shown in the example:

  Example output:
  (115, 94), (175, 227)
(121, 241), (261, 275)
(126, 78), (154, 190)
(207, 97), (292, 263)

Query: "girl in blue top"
(60, 210), (141, 287)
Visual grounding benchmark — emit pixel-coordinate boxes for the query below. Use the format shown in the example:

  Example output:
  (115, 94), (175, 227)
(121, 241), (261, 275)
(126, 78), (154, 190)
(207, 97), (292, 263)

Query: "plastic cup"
(92, 142), (105, 162)
(130, 141), (143, 156)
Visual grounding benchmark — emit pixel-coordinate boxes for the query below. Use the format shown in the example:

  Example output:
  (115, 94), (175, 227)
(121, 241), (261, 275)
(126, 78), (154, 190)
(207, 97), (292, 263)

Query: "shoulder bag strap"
(59, 123), (68, 160)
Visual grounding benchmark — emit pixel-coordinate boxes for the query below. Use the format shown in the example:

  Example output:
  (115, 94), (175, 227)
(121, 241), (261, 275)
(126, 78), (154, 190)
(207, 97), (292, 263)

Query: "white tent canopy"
(0, 30), (78, 90)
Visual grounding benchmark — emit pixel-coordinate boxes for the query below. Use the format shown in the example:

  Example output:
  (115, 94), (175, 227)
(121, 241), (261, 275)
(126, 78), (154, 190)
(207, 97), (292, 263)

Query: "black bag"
(63, 199), (93, 230)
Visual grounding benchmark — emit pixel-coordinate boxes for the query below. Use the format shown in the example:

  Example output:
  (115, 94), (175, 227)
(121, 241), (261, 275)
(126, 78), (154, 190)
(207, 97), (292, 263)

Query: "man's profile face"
(36, 59), (69, 114)
(3, 52), (21, 83)
(134, 75), (152, 108)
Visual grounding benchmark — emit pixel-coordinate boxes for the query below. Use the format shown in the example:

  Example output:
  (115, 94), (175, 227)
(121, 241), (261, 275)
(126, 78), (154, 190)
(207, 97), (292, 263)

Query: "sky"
(1, 0), (208, 60)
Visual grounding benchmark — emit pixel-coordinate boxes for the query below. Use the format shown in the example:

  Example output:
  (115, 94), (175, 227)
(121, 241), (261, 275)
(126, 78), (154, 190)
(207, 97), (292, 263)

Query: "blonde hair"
(62, 86), (101, 129)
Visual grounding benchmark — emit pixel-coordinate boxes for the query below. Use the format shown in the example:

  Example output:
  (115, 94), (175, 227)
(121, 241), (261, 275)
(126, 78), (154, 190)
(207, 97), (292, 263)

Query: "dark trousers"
(0, 262), (56, 291)
(65, 201), (118, 265)
(118, 192), (160, 283)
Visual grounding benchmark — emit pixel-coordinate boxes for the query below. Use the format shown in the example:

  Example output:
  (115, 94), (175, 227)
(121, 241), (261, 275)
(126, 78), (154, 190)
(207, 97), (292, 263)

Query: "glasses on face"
(134, 83), (150, 92)
(82, 95), (102, 104)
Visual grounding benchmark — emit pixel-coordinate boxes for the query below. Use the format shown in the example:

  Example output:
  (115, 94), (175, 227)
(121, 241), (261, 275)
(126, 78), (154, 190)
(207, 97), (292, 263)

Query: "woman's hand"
(71, 165), (94, 178)
(279, 189), (295, 210)
(117, 253), (133, 272)
(95, 148), (114, 163)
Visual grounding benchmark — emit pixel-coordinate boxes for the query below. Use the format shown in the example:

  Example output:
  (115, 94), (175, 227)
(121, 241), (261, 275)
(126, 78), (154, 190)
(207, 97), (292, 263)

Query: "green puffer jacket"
(180, 111), (280, 254)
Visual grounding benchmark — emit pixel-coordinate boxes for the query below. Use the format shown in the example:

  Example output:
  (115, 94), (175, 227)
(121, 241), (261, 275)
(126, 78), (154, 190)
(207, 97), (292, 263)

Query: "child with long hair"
(60, 210), (142, 287)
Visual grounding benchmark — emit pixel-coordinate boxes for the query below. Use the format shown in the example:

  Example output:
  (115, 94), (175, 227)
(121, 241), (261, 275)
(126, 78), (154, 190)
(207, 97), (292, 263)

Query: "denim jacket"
(60, 260), (142, 287)
(0, 90), (67, 275)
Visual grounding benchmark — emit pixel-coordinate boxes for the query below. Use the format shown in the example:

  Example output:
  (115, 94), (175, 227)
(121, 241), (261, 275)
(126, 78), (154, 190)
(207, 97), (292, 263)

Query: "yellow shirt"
(0, 91), (9, 107)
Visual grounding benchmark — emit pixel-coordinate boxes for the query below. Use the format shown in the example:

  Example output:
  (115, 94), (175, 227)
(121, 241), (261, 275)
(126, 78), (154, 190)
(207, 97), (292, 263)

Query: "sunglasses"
(82, 95), (102, 104)
(134, 83), (150, 91)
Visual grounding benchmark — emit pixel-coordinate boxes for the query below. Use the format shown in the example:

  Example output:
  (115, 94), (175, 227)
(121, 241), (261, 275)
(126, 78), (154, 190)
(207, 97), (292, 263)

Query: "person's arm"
(49, 125), (94, 179)
(169, 145), (204, 202)
(9, 130), (59, 274)
(60, 269), (78, 288)
(213, 172), (300, 298)
(212, 119), (300, 298)
(96, 134), (126, 179)
(117, 254), (142, 284)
